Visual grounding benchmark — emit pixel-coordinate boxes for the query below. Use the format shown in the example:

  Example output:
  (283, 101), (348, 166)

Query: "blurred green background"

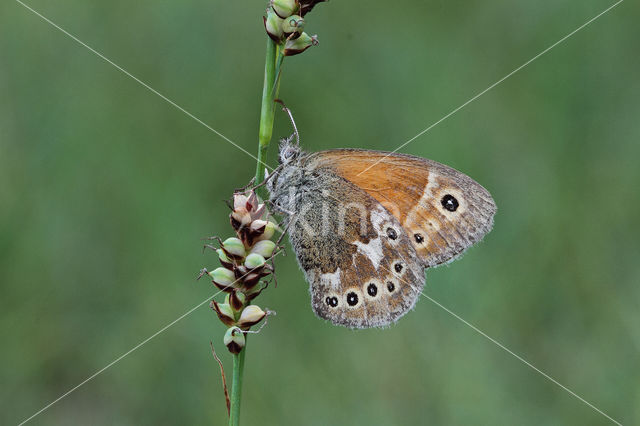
(1, 0), (639, 424)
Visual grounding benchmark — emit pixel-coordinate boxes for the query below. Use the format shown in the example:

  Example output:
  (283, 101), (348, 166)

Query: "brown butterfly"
(267, 138), (496, 328)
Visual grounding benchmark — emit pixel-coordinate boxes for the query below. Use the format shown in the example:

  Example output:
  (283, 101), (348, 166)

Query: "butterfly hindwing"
(308, 149), (497, 268)
(273, 163), (425, 328)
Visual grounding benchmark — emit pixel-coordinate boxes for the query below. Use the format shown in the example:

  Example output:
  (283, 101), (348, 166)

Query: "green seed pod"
(264, 11), (284, 42)
(224, 327), (245, 354)
(222, 237), (246, 257)
(272, 0), (299, 18)
(211, 300), (236, 326)
(250, 240), (276, 258)
(209, 267), (235, 286)
(282, 15), (304, 37)
(258, 221), (278, 241)
(284, 32), (318, 56)
(245, 283), (266, 301)
(226, 290), (246, 313)
(237, 305), (267, 328)
(244, 253), (266, 269)
(242, 272), (262, 289)
(217, 249), (233, 268)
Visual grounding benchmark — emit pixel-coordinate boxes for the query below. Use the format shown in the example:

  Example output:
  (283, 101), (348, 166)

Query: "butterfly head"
(267, 136), (303, 204)
(278, 135), (301, 165)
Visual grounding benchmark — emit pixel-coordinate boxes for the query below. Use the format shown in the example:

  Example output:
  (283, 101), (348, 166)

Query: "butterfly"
(267, 138), (496, 329)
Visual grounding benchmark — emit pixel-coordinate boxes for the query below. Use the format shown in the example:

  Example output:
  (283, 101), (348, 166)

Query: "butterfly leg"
(265, 199), (296, 217)
(233, 177), (257, 194)
(251, 164), (284, 192)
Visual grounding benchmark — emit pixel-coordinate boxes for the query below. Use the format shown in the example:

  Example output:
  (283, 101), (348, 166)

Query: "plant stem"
(255, 38), (282, 185)
(228, 338), (246, 426)
(228, 36), (283, 426)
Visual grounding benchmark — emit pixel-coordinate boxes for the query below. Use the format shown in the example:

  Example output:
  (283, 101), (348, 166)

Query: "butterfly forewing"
(308, 149), (497, 267)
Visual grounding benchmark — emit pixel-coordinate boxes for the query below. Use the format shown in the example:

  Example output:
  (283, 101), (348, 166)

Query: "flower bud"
(246, 191), (259, 212)
(209, 267), (235, 286)
(217, 249), (233, 268)
(211, 300), (236, 326)
(231, 210), (252, 228)
(242, 272), (262, 289)
(237, 305), (267, 328)
(250, 203), (266, 221)
(282, 15), (304, 38)
(245, 284), (266, 301)
(222, 237), (246, 257)
(244, 253), (266, 269)
(233, 264), (248, 279)
(284, 32), (318, 56)
(250, 219), (268, 234)
(233, 193), (249, 211)
(264, 12), (284, 42)
(299, 0), (326, 16)
(224, 327), (245, 354)
(258, 221), (278, 241)
(227, 290), (246, 313)
(250, 240), (276, 258)
(272, 0), (299, 18)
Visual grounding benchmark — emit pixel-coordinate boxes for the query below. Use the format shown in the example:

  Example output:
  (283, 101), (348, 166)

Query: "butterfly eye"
(283, 147), (295, 160)
(386, 227), (398, 240)
(367, 283), (378, 297)
(441, 194), (459, 212)
(346, 292), (359, 306)
(386, 281), (396, 292)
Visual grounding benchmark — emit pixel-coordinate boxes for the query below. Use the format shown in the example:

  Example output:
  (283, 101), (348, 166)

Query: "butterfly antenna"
(275, 99), (300, 146)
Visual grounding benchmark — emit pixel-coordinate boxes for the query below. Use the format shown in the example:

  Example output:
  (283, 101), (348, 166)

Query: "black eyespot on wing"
(367, 283), (377, 297)
(386, 227), (397, 240)
(387, 281), (395, 292)
(414, 233), (424, 243)
(325, 296), (338, 307)
(441, 194), (459, 212)
(346, 292), (359, 306)
(394, 263), (403, 273)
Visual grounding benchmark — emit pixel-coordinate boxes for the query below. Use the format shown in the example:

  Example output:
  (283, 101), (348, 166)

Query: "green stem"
(228, 339), (246, 426)
(228, 36), (283, 426)
(255, 38), (282, 186)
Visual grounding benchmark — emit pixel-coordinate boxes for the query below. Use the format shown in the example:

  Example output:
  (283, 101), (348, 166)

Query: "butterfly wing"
(307, 149), (496, 267)
(276, 163), (425, 328)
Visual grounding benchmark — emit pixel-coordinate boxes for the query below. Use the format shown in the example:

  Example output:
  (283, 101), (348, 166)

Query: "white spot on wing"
(353, 237), (384, 269)
(370, 206), (388, 232)
(320, 268), (342, 290)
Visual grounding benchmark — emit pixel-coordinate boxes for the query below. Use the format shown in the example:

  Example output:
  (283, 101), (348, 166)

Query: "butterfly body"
(268, 142), (496, 328)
